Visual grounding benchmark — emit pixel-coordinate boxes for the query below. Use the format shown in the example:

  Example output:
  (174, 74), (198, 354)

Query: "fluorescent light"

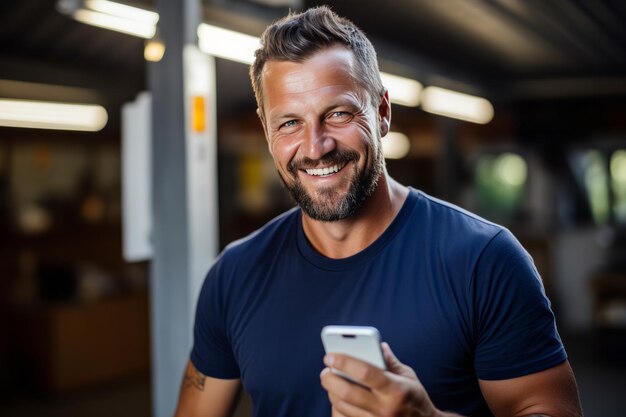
(197, 23), (260, 65)
(383, 131), (411, 159)
(421, 86), (494, 124)
(57, 0), (158, 38)
(84, 0), (159, 25)
(380, 73), (422, 107)
(0, 99), (108, 131)
(73, 9), (156, 38)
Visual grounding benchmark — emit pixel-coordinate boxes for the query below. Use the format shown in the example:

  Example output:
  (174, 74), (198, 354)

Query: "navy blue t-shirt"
(191, 188), (566, 416)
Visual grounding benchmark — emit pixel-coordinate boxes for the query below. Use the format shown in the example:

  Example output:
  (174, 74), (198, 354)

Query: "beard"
(278, 145), (384, 222)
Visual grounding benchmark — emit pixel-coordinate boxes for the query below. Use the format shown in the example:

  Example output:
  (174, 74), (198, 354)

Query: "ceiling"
(1, 0), (626, 110)
(324, 0), (626, 78)
(315, 0), (626, 102)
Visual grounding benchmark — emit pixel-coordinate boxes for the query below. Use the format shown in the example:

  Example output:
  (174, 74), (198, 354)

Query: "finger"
(331, 407), (349, 417)
(381, 342), (402, 373)
(321, 366), (377, 412)
(333, 397), (375, 417)
(381, 342), (417, 379)
(331, 407), (347, 417)
(325, 353), (390, 391)
(329, 392), (376, 417)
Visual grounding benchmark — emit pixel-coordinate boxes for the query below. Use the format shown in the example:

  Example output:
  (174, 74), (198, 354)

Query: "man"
(175, 6), (582, 417)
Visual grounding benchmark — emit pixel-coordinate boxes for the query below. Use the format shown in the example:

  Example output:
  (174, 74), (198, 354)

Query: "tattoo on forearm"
(183, 366), (207, 391)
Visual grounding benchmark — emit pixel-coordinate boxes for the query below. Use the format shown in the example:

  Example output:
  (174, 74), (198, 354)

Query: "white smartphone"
(321, 325), (386, 386)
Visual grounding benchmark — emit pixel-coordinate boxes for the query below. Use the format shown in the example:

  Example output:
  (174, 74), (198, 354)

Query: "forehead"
(260, 46), (360, 111)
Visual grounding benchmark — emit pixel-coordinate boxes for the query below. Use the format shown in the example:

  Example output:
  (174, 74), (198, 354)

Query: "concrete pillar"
(148, 0), (218, 415)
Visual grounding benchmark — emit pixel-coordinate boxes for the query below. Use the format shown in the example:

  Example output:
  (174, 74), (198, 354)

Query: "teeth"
(305, 163), (343, 176)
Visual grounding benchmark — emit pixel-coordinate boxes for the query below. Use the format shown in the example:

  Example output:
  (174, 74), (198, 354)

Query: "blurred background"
(1, 0), (625, 416)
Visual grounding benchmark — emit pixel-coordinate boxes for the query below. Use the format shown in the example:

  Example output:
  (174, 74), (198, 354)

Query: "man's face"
(259, 46), (390, 221)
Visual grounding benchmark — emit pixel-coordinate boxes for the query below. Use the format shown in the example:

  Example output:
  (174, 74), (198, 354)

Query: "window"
(611, 150), (626, 224)
(570, 148), (626, 226)
(475, 152), (528, 220)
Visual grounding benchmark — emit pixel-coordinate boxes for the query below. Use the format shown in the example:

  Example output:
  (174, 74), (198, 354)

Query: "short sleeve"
(190, 260), (241, 379)
(473, 229), (567, 380)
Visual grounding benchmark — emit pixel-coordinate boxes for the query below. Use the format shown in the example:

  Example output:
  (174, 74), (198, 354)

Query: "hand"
(320, 342), (456, 417)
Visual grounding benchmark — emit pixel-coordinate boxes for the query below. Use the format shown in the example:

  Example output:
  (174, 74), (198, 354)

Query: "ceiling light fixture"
(421, 86), (494, 124)
(197, 23), (261, 65)
(380, 73), (422, 107)
(0, 98), (108, 131)
(84, 0), (159, 25)
(57, 0), (158, 39)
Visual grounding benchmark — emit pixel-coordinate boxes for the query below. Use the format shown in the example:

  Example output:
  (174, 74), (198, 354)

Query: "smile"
(304, 162), (347, 177)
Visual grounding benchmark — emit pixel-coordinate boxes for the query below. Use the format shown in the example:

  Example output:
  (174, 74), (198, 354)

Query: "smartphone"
(321, 325), (386, 386)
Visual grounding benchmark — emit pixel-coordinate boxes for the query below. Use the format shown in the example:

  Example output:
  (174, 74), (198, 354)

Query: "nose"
(301, 121), (336, 161)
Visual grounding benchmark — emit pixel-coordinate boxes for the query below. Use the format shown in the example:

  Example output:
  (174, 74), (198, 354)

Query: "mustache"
(288, 150), (360, 174)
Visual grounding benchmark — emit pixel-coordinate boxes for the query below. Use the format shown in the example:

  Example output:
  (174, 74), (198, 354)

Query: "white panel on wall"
(121, 91), (153, 262)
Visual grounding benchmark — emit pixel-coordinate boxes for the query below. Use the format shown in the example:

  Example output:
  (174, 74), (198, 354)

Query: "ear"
(378, 89), (391, 137)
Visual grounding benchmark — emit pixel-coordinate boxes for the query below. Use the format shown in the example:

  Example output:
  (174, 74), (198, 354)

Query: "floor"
(0, 333), (623, 417)
(0, 376), (152, 417)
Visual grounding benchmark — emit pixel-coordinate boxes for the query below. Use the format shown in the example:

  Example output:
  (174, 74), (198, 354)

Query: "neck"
(301, 174), (409, 259)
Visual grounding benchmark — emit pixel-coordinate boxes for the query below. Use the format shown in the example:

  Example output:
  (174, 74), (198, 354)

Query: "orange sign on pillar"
(192, 96), (206, 133)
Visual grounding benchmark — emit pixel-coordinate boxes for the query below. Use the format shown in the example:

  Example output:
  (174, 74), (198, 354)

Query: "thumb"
(381, 342), (417, 379)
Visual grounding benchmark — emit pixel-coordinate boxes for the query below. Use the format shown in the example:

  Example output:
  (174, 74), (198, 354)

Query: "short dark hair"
(250, 6), (384, 117)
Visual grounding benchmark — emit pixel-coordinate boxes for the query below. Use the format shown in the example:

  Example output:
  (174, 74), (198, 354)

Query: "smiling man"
(174, 6), (582, 417)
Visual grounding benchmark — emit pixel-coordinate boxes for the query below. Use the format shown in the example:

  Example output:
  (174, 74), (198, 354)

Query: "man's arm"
(174, 360), (241, 417)
(479, 360), (582, 417)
